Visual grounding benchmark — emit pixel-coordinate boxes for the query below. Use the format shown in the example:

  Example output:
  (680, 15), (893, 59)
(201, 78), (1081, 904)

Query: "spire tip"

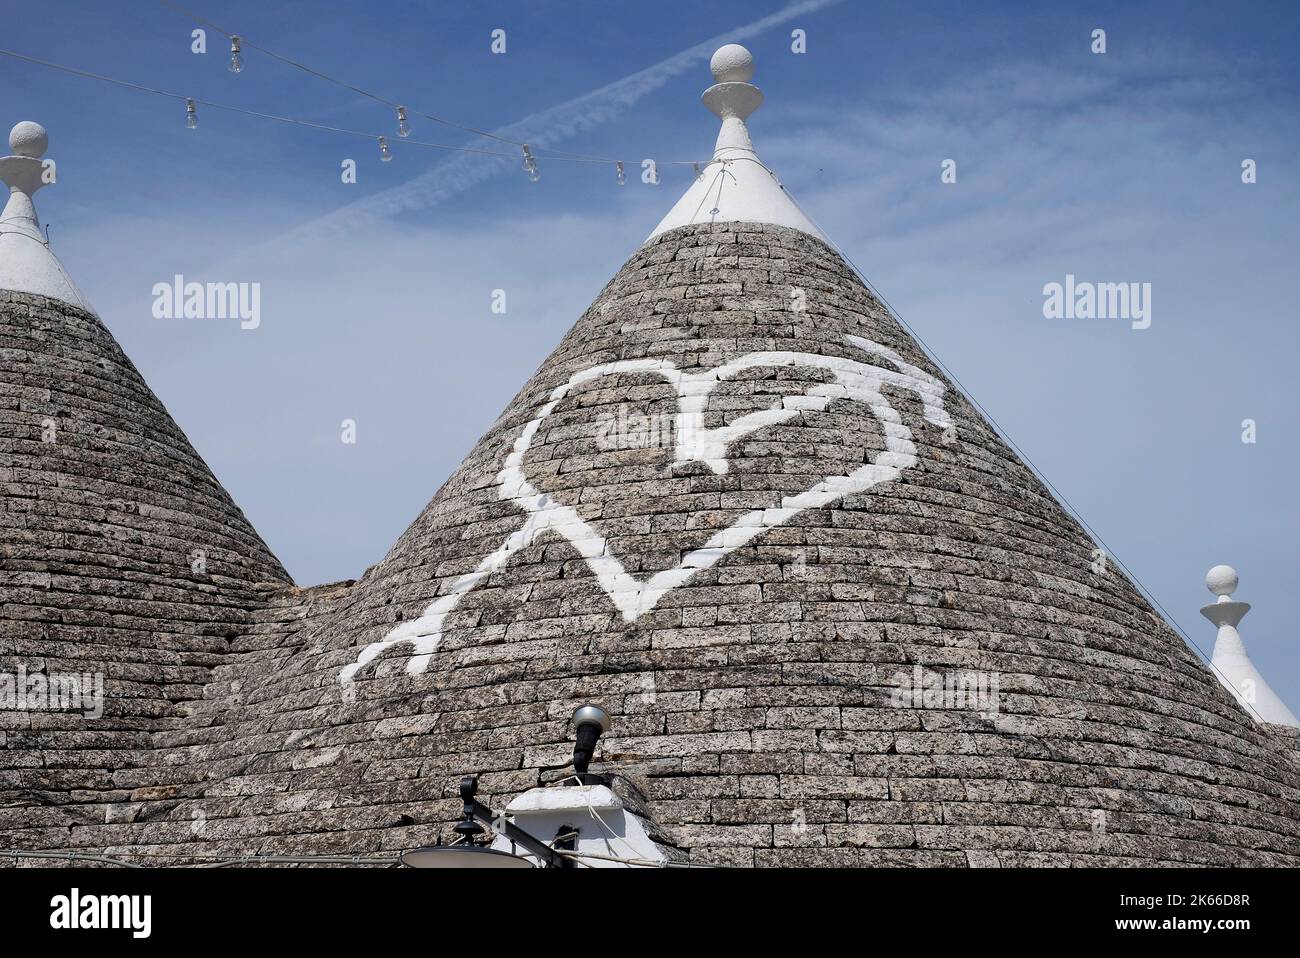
(9, 121), (48, 159)
(710, 44), (755, 84)
(1206, 564), (1239, 598)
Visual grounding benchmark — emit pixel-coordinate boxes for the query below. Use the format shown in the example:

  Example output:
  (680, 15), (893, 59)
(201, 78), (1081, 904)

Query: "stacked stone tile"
(6, 222), (1300, 866)
(4, 43), (1300, 864)
(0, 289), (288, 849)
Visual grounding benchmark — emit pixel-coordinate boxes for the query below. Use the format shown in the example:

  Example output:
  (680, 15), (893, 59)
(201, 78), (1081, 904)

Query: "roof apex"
(0, 120), (96, 313)
(1201, 565), (1299, 728)
(647, 45), (826, 243)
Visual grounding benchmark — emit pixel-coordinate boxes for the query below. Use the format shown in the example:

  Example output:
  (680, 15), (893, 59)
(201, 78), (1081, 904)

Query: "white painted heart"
(340, 335), (950, 683)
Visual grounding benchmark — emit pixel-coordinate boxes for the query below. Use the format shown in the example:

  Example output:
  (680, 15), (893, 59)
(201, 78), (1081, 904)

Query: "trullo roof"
(2, 49), (1298, 867)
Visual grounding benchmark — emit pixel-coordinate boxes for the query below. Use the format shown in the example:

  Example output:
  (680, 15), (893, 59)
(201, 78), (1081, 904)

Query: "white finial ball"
(710, 44), (755, 83)
(9, 121), (48, 158)
(1206, 564), (1238, 597)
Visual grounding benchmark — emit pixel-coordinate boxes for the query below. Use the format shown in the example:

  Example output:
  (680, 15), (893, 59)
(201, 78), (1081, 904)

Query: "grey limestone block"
(5, 226), (1300, 867)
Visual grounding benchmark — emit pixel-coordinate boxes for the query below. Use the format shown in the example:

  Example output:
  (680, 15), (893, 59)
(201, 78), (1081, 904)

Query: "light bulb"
(616, 161), (626, 186)
(229, 36), (243, 73)
(186, 98), (197, 129)
(396, 106), (410, 138)
(379, 136), (392, 162)
(522, 144), (539, 183)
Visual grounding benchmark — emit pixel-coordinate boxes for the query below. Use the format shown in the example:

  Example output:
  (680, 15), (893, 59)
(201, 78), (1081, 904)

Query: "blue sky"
(5, 0), (1299, 708)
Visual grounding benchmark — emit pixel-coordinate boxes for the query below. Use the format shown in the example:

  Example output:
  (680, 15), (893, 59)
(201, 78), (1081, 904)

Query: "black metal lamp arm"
(458, 776), (572, 868)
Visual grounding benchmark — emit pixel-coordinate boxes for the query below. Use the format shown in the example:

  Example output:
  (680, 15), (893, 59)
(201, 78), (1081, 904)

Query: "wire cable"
(152, 1), (712, 167)
(0, 47), (705, 170)
(156, 0), (522, 148)
(783, 190), (1281, 732)
(154, 0), (717, 168)
(0, 48), (523, 157)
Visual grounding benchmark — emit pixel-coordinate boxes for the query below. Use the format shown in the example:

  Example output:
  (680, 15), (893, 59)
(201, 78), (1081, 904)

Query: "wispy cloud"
(264, 0), (842, 245)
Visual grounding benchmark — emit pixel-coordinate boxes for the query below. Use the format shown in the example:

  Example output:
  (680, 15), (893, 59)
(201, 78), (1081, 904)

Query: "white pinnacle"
(647, 44), (825, 242)
(0, 120), (95, 312)
(9, 120), (49, 158)
(1200, 565), (1298, 728)
(710, 43), (756, 83)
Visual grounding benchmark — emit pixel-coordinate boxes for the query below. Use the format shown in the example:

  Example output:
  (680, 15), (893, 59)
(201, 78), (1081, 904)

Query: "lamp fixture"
(571, 704), (611, 785)
(402, 706), (615, 867)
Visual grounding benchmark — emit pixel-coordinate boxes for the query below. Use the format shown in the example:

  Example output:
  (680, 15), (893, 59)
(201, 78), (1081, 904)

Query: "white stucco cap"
(647, 45), (826, 243)
(491, 783), (673, 868)
(1200, 565), (1299, 728)
(504, 783), (622, 813)
(0, 121), (95, 313)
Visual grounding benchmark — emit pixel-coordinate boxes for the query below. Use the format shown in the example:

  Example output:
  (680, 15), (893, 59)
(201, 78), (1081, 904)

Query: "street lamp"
(571, 704), (611, 785)
(400, 704), (612, 869)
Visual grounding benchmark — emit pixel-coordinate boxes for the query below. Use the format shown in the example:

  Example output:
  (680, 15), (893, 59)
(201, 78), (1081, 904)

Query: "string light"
(616, 161), (625, 186)
(152, 1), (707, 171)
(378, 136), (392, 162)
(0, 46), (707, 184)
(396, 105), (410, 138)
(228, 35), (243, 74)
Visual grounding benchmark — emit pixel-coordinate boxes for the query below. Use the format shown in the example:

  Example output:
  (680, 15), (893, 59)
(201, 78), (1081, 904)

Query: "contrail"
(270, 0), (842, 244)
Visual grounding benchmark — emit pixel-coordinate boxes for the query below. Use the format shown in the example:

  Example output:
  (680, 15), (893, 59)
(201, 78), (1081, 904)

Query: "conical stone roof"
(0, 122), (289, 820)
(2, 54), (1299, 866)
(304, 217), (1300, 866)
